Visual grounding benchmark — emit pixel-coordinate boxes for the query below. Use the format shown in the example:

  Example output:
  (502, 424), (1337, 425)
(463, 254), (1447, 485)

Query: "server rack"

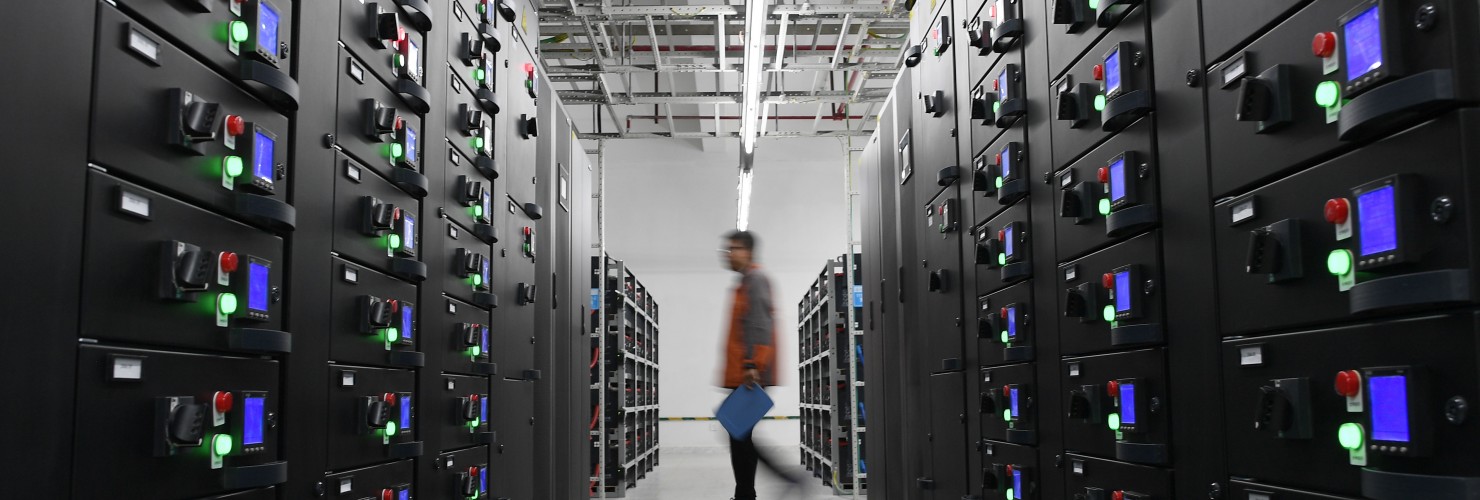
(590, 255), (661, 497)
(797, 254), (867, 495)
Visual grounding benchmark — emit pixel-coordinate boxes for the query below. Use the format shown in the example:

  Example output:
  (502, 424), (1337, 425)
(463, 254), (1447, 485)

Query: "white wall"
(601, 137), (854, 450)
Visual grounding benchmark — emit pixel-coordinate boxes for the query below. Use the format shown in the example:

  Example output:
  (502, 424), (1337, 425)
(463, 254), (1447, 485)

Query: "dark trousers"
(730, 434), (792, 500)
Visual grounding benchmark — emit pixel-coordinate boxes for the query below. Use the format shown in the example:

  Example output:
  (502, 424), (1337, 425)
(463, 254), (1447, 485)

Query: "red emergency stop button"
(998, 229), (1007, 242)
(1312, 32), (1337, 58)
(1102, 272), (1115, 289)
(1335, 370), (1361, 397)
(220, 252), (239, 273)
(1324, 198), (1349, 224)
(381, 489), (394, 500)
(1098, 167), (1109, 184)
(215, 391), (234, 413)
(1000, 307), (1008, 319)
(1112, 491), (1125, 500)
(1093, 64), (1105, 81)
(383, 393), (398, 405)
(993, 78), (1000, 91)
(1002, 385), (1011, 397)
(1107, 380), (1120, 397)
(225, 115), (246, 137)
(995, 152), (1003, 166)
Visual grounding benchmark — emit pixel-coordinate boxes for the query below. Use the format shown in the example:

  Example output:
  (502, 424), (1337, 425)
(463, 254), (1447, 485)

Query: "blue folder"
(717, 384), (774, 440)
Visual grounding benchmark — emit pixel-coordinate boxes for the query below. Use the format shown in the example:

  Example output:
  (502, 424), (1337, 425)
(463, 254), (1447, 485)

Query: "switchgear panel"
(1061, 348), (1170, 465)
(979, 363), (1038, 444)
(441, 374), (496, 448)
(444, 296), (498, 376)
(974, 202), (1033, 294)
(488, 378), (537, 500)
(978, 441), (1038, 500)
(1050, 21), (1153, 168)
(1058, 232), (1164, 355)
(339, 0), (430, 114)
(1213, 110), (1479, 335)
(1061, 454), (1174, 500)
(74, 345), (286, 498)
(434, 446), (492, 499)
(445, 225), (498, 309)
(83, 172), (290, 354)
(333, 152), (428, 283)
(1045, 0), (1146, 78)
(1053, 118), (1158, 261)
(978, 281), (1035, 366)
(326, 365), (423, 471)
(322, 459), (416, 500)
(337, 47), (429, 199)
(331, 258), (425, 368)
(969, 54), (1024, 155)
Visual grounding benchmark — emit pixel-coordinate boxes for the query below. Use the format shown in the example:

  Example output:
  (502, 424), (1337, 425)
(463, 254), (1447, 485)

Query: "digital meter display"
(257, 2), (280, 54)
(1012, 469), (1022, 498)
(1114, 270), (1132, 313)
(481, 468), (488, 492)
(1357, 184), (1397, 256)
(253, 131), (275, 182)
(1109, 157), (1127, 202)
(243, 395), (265, 445)
(1006, 306), (1017, 339)
(1370, 375), (1410, 442)
(400, 304), (414, 341)
(406, 40), (421, 80)
(999, 70), (1010, 101)
(402, 213), (416, 251)
(481, 326), (490, 354)
(1009, 387), (1020, 418)
(1105, 49), (1123, 95)
(398, 490), (409, 500)
(1344, 5), (1383, 81)
(1004, 225), (1015, 257)
(400, 395), (413, 431)
(248, 262), (270, 312)
(481, 396), (489, 422)
(1121, 383), (1137, 424)
(404, 127), (418, 163)
(1000, 146), (1012, 179)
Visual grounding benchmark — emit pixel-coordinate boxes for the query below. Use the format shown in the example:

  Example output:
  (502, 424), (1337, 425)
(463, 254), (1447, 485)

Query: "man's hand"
(743, 368), (760, 386)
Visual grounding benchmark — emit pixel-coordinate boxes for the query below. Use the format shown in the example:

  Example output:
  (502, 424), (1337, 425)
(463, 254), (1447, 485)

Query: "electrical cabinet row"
(8, 0), (595, 498)
(857, 0), (1480, 499)
(589, 255), (663, 497)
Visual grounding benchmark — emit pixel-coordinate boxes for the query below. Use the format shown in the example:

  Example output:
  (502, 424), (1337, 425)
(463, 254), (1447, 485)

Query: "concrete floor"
(607, 446), (865, 500)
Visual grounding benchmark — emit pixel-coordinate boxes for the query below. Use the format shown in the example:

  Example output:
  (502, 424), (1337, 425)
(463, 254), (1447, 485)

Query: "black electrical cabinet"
(859, 0), (1480, 498)
(4, 0), (592, 497)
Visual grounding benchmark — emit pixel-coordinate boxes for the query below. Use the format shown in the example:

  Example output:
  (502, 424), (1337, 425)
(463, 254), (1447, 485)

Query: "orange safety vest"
(722, 265), (778, 388)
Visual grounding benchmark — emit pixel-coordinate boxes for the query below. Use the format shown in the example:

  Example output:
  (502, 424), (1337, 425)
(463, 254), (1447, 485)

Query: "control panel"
(978, 281), (1035, 366)
(1061, 348), (1170, 466)
(442, 374), (496, 448)
(1053, 119), (1158, 261)
(980, 363), (1038, 444)
(974, 202), (1033, 294)
(332, 258), (425, 368)
(1058, 232), (1164, 355)
(327, 365), (423, 471)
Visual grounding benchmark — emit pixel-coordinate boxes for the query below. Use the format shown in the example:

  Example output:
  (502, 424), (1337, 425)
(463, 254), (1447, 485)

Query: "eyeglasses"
(717, 246), (747, 254)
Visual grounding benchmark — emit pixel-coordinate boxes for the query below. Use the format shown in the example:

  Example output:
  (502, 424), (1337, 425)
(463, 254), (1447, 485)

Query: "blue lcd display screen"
(1004, 225), (1015, 256)
(1114, 270), (1132, 313)
(398, 490), (409, 500)
(400, 304), (414, 341)
(1358, 185), (1397, 256)
(257, 2), (279, 53)
(402, 213), (416, 250)
(1012, 469), (1022, 498)
(405, 127), (418, 162)
(1000, 147), (1012, 179)
(481, 326), (490, 353)
(400, 395), (413, 431)
(1345, 5), (1383, 81)
(481, 396), (489, 422)
(1370, 375), (1410, 442)
(481, 260), (491, 285)
(1010, 387), (1020, 418)
(1121, 383), (1137, 424)
(243, 396), (265, 445)
(248, 262), (270, 312)
(253, 131), (274, 181)
(1106, 49), (1122, 94)
(1109, 157), (1127, 202)
(481, 468), (488, 492)
(999, 71), (1010, 101)
(1006, 306), (1017, 338)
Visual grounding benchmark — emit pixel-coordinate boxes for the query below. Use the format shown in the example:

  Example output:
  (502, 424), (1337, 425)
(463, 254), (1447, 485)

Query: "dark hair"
(725, 230), (757, 252)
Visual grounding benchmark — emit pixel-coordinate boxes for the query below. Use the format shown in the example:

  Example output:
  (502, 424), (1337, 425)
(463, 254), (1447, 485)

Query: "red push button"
(214, 391), (234, 413)
(1000, 307), (1009, 319)
(995, 152), (1003, 166)
(1324, 198), (1349, 224)
(220, 252), (239, 273)
(998, 229), (1007, 242)
(1107, 380), (1120, 397)
(383, 393), (398, 405)
(1093, 64), (1105, 81)
(1312, 32), (1337, 58)
(1335, 370), (1361, 397)
(1098, 166), (1109, 184)
(1112, 491), (1125, 500)
(381, 489), (394, 500)
(1101, 272), (1115, 289)
(225, 115), (246, 137)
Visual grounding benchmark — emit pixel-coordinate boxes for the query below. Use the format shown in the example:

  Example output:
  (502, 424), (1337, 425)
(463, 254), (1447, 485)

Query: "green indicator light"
(1088, 0), (1099, 9)
(391, 143), (405, 159)
(385, 327), (400, 342)
(1107, 412), (1121, 430)
(1093, 94), (1106, 112)
(213, 434), (234, 456)
(1005, 488), (1014, 500)
(474, 68), (486, 82)
(1000, 331), (1009, 343)
(1327, 249), (1353, 276)
(224, 156), (244, 178)
(218, 293), (239, 315)
(470, 346), (483, 357)
(387, 234), (402, 250)
(1315, 81), (1341, 108)
(1102, 305), (1116, 322)
(472, 274), (484, 287)
(1098, 198), (1112, 215)
(1002, 409), (1011, 422)
(1339, 422), (1364, 450)
(470, 418), (481, 427)
(477, 2), (486, 13)
(993, 102), (1002, 114)
(230, 21), (249, 43)
(995, 177), (1005, 189)
(473, 205), (485, 218)
(385, 420), (399, 436)
(395, 54), (405, 67)
(997, 254), (1007, 266)
(473, 137), (485, 149)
